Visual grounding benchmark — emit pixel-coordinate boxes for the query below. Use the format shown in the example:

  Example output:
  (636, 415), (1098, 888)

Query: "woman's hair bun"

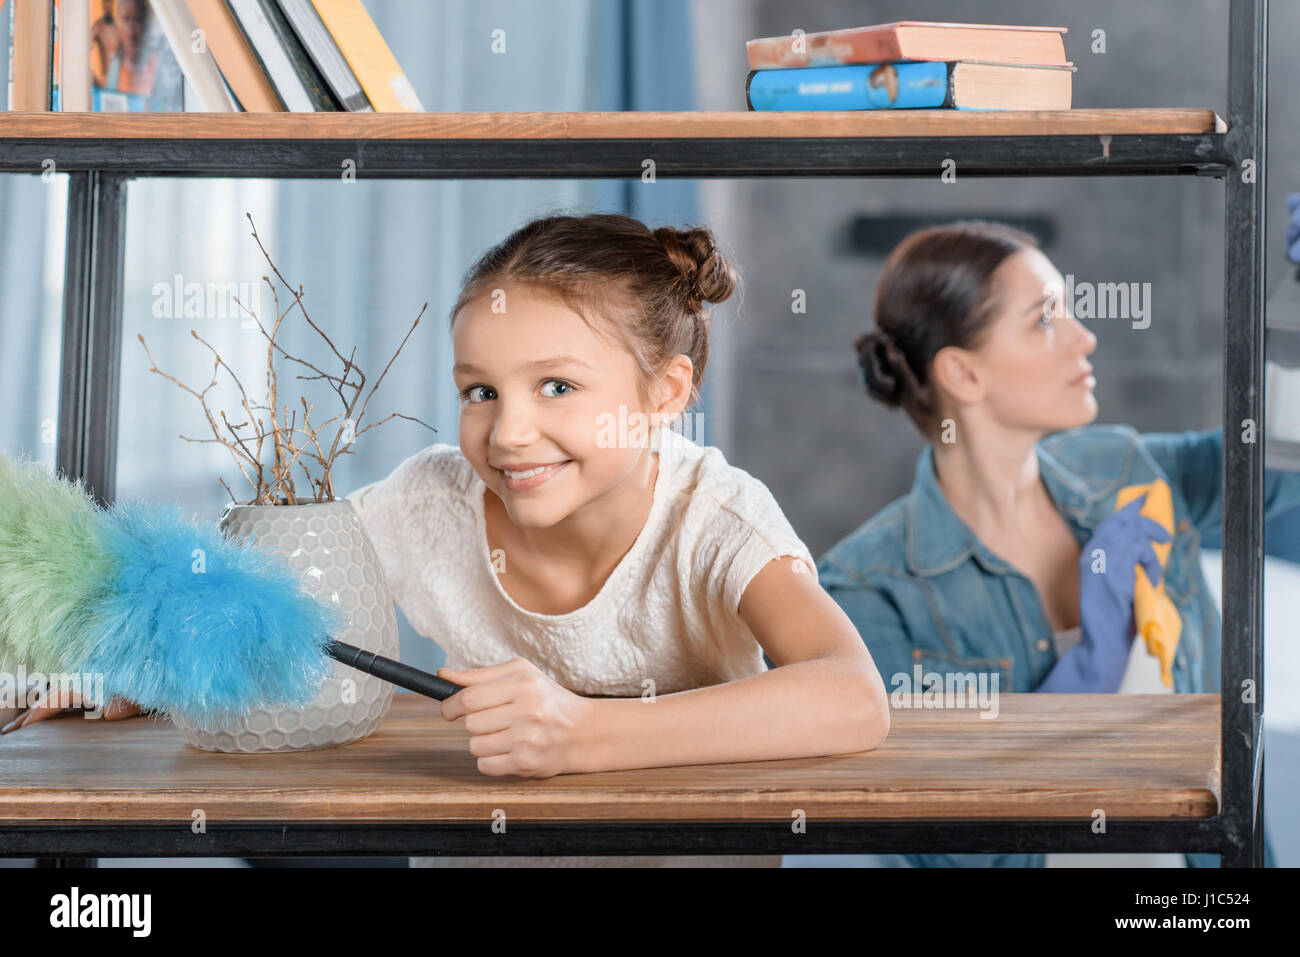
(654, 226), (738, 308)
(854, 328), (906, 406)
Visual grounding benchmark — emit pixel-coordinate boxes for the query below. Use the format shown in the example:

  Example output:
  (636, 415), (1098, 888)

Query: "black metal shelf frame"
(0, 132), (1234, 178)
(0, 0), (1270, 866)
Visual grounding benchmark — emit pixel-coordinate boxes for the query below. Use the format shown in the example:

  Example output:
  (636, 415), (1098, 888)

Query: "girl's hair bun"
(854, 328), (906, 407)
(654, 226), (738, 309)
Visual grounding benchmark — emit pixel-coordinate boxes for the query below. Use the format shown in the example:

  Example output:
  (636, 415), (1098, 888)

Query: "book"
(277, 0), (370, 111)
(50, 0), (58, 108)
(148, 0), (236, 109)
(10, 0), (51, 110)
(59, 0), (92, 110)
(184, 0), (281, 110)
(746, 60), (1074, 112)
(226, 0), (338, 111)
(310, 0), (421, 112)
(747, 20), (1068, 70)
(88, 0), (184, 111)
(1, 1), (9, 109)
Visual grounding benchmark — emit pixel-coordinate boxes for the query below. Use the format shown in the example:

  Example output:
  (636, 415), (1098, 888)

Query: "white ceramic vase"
(173, 499), (398, 753)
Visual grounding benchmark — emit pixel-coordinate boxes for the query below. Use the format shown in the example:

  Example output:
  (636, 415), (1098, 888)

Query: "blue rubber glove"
(1287, 192), (1300, 263)
(1037, 494), (1172, 693)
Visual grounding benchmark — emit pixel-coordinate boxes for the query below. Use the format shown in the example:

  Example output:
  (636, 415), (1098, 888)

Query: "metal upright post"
(47, 170), (128, 868)
(56, 171), (128, 508)
(1221, 0), (1268, 868)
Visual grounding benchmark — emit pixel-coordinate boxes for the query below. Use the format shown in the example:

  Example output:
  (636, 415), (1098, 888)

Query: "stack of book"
(3, 0), (423, 112)
(745, 20), (1074, 112)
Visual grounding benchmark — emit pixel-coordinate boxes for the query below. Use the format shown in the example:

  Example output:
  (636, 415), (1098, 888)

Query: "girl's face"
(452, 285), (660, 529)
(950, 247), (1099, 433)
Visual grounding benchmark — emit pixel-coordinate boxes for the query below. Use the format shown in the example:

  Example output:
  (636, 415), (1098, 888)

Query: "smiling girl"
(344, 212), (890, 866)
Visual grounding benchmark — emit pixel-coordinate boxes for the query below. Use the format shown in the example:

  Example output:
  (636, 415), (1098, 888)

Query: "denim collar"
(905, 442), (1102, 577)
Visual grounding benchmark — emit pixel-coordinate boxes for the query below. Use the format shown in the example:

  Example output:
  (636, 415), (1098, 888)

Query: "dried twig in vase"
(138, 213), (436, 505)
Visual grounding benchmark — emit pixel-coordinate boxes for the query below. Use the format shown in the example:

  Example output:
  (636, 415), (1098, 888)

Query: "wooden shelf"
(0, 107), (1226, 139)
(0, 108), (1232, 179)
(0, 693), (1219, 825)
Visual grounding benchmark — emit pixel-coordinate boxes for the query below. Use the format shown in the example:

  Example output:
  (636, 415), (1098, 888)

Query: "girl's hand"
(1, 688), (141, 734)
(437, 658), (595, 778)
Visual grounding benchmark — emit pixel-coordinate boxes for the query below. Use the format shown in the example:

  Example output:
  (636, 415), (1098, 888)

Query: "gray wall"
(694, 0), (1297, 558)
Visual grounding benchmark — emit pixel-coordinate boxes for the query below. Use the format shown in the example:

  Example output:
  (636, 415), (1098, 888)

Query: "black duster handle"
(327, 640), (466, 701)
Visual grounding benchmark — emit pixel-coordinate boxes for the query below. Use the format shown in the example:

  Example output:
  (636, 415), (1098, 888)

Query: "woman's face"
(452, 285), (660, 530)
(952, 247), (1099, 433)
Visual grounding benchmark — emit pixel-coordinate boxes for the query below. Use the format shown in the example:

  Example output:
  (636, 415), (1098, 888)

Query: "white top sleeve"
(693, 497), (818, 617)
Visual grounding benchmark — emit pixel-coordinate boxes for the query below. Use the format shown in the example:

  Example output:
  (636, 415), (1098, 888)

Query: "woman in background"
(820, 220), (1300, 868)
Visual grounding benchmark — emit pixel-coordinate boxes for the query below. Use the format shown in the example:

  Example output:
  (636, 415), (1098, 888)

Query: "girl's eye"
(1037, 307), (1054, 328)
(457, 379), (574, 403)
(458, 385), (493, 403)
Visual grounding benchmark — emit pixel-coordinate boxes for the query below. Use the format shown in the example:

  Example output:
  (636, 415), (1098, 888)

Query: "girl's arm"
(575, 556), (891, 774)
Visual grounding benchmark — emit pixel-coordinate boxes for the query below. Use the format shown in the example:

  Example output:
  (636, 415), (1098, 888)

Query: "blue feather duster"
(0, 449), (347, 728)
(83, 499), (346, 728)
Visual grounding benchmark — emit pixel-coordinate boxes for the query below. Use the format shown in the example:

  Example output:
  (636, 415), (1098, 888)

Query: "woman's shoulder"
(1039, 422), (1142, 466)
(816, 495), (912, 586)
(1038, 422), (1219, 494)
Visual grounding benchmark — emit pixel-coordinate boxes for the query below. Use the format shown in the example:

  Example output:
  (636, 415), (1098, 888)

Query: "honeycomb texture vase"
(173, 500), (398, 753)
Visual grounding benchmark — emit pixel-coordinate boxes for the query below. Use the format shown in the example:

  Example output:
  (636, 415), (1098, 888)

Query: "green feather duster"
(0, 453), (114, 676)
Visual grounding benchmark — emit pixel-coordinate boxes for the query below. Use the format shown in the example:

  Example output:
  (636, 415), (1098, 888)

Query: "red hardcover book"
(747, 20), (1068, 70)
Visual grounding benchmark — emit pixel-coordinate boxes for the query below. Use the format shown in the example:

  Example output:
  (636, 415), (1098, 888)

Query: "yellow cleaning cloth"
(1114, 479), (1182, 688)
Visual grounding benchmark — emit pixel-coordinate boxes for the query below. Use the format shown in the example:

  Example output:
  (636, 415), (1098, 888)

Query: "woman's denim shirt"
(817, 424), (1300, 868)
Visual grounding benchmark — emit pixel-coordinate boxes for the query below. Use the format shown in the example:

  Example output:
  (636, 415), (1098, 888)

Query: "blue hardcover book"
(746, 60), (1072, 112)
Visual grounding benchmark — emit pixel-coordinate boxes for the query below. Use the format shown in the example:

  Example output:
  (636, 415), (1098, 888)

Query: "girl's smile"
(499, 459), (573, 492)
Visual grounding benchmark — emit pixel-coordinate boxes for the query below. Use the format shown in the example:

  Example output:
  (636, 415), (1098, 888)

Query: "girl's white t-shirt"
(344, 426), (817, 696)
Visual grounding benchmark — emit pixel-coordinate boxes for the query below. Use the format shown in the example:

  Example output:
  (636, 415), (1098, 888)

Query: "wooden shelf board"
(0, 108), (1227, 140)
(0, 693), (1220, 823)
